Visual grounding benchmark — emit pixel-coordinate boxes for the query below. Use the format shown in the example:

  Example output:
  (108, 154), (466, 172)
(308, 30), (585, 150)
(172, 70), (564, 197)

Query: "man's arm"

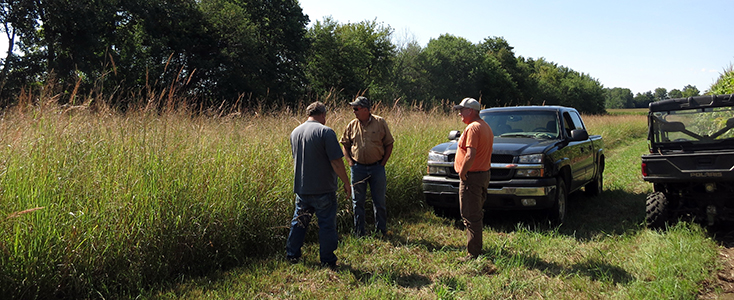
(341, 144), (355, 167)
(331, 158), (352, 199)
(459, 147), (476, 181)
(381, 143), (393, 166)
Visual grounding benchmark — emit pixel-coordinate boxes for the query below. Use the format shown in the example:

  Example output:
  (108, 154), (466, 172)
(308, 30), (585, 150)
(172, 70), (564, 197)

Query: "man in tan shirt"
(340, 96), (394, 237)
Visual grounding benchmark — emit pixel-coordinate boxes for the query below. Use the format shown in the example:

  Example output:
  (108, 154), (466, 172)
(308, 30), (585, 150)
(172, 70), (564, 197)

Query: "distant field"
(607, 108), (648, 115)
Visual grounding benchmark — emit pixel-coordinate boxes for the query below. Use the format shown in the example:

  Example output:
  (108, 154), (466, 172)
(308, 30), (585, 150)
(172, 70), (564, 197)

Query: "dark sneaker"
(286, 256), (300, 264)
(320, 261), (337, 270)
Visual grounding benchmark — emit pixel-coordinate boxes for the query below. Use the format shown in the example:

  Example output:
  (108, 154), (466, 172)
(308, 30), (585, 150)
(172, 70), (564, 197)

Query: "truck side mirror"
(448, 130), (461, 140)
(570, 129), (589, 141)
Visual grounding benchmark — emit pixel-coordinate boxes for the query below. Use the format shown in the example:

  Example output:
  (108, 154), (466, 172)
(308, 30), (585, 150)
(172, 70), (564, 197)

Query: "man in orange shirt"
(453, 97), (493, 260)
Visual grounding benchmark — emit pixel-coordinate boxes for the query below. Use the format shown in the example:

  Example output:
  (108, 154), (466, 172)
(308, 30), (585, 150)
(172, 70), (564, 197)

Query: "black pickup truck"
(423, 106), (605, 223)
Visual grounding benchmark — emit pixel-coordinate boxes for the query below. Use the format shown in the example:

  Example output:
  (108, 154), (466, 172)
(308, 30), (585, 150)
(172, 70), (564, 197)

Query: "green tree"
(305, 17), (395, 102)
(1, 0), (310, 107)
(682, 85), (700, 97)
(0, 0), (39, 103)
(478, 37), (525, 104)
(654, 87), (668, 101)
(633, 91), (655, 108)
(605, 87), (633, 109)
(199, 0), (309, 104)
(391, 40), (427, 104)
(669, 89), (683, 98)
(531, 59), (605, 114)
(418, 34), (481, 102)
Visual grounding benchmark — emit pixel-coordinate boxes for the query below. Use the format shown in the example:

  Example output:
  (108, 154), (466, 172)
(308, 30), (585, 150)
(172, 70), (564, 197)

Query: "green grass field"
(0, 101), (725, 299)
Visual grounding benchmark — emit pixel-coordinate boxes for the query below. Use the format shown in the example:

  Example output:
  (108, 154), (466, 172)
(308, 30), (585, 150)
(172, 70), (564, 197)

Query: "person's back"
(291, 121), (341, 195)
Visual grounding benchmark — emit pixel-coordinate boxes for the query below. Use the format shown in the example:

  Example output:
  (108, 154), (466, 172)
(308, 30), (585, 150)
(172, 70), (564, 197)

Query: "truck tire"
(549, 177), (567, 224)
(584, 169), (603, 196)
(645, 191), (670, 229)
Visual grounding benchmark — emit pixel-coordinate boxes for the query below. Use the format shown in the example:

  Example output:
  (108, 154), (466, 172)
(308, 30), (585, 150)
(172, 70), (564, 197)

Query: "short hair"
(306, 101), (327, 116)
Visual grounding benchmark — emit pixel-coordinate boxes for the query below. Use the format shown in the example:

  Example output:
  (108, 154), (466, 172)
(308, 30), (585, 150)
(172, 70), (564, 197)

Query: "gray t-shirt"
(290, 120), (344, 195)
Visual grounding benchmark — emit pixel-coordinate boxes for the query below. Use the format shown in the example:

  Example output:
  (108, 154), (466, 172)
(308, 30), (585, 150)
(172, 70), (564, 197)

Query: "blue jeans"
(351, 163), (387, 236)
(285, 192), (338, 264)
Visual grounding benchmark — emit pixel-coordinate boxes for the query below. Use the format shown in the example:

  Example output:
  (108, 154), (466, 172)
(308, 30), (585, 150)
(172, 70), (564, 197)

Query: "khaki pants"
(459, 171), (490, 257)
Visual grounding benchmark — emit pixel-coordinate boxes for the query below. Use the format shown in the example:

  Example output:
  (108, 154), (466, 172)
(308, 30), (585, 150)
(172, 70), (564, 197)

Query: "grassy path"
(149, 138), (721, 299)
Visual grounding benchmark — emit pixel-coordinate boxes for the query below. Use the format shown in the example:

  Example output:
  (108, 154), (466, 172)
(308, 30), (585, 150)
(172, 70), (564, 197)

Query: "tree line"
(606, 64), (734, 109)
(3, 0), (612, 113)
(605, 85), (703, 109)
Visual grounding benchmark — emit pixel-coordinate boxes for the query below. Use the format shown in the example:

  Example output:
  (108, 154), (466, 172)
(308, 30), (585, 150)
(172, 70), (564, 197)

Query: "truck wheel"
(549, 177), (567, 224)
(584, 170), (603, 196)
(645, 191), (670, 229)
(433, 206), (458, 218)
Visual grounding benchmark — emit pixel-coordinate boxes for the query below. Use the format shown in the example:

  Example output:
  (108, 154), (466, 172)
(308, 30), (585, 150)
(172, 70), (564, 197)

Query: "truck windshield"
(481, 111), (559, 139)
(651, 106), (734, 148)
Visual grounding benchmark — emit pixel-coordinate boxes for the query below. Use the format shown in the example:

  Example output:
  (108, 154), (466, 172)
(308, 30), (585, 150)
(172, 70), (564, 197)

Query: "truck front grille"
(492, 154), (514, 164)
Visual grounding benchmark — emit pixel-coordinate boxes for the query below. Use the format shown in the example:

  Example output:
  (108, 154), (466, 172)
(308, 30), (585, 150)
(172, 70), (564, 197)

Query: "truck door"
(563, 111), (594, 190)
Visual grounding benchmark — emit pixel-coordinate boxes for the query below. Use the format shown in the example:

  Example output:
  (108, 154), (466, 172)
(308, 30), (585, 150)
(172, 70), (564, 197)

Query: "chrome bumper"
(422, 175), (555, 196)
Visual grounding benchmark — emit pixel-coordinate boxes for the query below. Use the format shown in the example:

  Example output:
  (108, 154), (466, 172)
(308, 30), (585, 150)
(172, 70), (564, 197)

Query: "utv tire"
(646, 191), (670, 229)
(549, 177), (568, 224)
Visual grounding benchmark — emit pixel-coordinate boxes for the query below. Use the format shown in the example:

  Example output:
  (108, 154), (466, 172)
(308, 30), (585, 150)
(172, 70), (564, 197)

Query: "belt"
(356, 161), (381, 166)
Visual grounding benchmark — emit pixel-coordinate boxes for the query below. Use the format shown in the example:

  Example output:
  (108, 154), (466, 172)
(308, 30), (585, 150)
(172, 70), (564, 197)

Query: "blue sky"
(299, 0), (734, 95)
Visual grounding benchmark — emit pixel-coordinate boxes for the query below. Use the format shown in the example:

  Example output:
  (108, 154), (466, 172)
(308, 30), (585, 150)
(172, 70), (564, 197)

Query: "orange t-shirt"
(454, 120), (493, 174)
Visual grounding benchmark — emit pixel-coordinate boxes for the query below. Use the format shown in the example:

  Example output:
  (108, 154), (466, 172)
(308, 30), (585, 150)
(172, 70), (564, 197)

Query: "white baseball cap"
(453, 98), (481, 111)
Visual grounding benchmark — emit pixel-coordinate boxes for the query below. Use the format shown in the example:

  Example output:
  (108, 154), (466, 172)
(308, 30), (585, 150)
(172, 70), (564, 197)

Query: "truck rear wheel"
(549, 177), (567, 224)
(646, 191), (670, 229)
(584, 169), (603, 196)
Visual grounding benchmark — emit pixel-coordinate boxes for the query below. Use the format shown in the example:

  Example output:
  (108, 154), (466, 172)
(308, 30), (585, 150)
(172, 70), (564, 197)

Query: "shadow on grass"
(334, 262), (433, 289)
(485, 246), (634, 285)
(423, 188), (647, 240)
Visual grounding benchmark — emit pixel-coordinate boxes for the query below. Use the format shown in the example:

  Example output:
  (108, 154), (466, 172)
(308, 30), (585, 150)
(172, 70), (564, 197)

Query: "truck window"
(562, 111), (586, 135)
(481, 111), (559, 138)
(562, 113), (574, 136)
(569, 112), (586, 130)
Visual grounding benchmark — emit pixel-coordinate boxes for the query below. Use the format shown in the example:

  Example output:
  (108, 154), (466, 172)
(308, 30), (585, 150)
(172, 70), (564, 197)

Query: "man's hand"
(344, 184), (352, 199)
(331, 158), (351, 199)
(459, 147), (476, 181)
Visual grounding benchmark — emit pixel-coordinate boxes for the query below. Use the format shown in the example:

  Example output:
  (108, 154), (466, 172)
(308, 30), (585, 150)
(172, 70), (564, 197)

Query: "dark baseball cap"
(349, 96), (371, 108)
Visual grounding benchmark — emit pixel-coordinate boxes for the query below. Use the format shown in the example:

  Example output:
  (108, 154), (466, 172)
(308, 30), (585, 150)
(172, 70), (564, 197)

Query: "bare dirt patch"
(701, 230), (734, 299)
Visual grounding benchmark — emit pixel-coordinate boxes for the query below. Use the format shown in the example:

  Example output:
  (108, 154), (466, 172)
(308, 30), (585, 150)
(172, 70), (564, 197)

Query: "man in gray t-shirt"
(286, 102), (350, 268)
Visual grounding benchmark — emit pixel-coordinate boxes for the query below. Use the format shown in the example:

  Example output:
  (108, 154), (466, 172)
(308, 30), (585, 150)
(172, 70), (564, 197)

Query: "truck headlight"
(516, 169), (544, 177)
(428, 152), (448, 162)
(427, 165), (450, 175)
(518, 154), (543, 164)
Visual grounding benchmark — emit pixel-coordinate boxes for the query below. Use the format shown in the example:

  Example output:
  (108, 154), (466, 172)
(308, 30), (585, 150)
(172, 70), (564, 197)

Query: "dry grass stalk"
(4, 206), (45, 221)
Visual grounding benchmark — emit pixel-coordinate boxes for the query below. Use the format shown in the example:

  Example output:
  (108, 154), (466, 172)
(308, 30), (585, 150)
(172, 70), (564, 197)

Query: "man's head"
(307, 101), (327, 124)
(453, 97), (481, 124)
(350, 96), (371, 121)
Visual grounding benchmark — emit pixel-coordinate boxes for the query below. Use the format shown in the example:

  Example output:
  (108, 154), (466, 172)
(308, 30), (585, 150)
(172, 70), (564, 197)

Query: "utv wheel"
(585, 169), (603, 196)
(645, 191), (670, 229)
(549, 177), (567, 224)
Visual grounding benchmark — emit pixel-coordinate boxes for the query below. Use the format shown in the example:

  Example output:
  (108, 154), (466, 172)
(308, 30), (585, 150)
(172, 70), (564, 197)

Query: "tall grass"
(0, 97), (721, 299)
(0, 102), (291, 297)
(0, 96), (462, 298)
